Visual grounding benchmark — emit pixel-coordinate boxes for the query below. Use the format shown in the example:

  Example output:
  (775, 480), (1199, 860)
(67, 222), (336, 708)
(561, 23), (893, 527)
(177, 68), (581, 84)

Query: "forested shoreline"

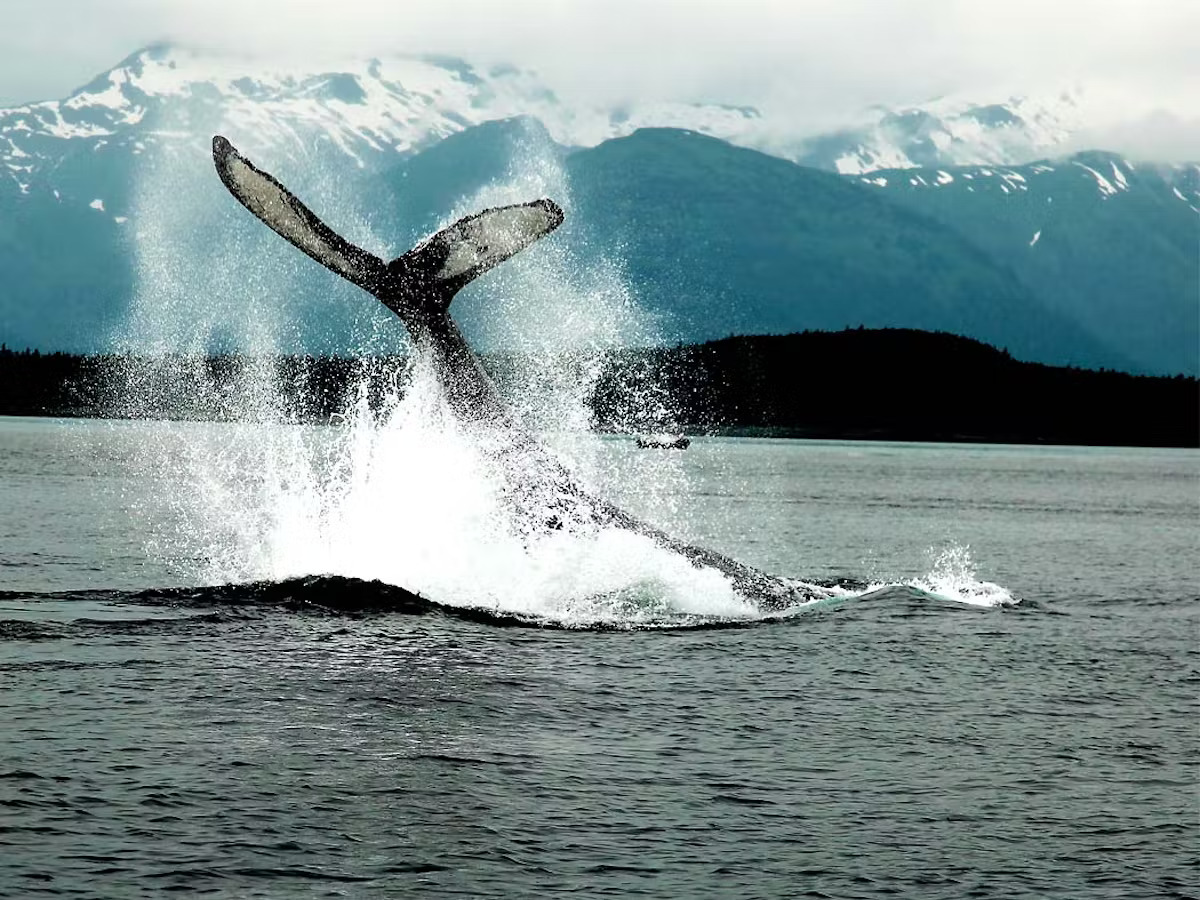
(1, 329), (1195, 447)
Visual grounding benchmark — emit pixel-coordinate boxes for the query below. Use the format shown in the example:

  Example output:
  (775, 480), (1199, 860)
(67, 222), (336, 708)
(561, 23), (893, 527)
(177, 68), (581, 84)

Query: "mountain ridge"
(0, 47), (1195, 375)
(4, 44), (1195, 198)
(852, 152), (1199, 374)
(562, 128), (1136, 370)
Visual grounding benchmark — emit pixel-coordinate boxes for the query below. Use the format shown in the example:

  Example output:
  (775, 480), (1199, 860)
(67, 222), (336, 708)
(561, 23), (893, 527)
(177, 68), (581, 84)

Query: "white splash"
(112, 125), (769, 628)
(122, 362), (769, 628)
(909, 542), (1015, 607)
(111, 121), (1017, 628)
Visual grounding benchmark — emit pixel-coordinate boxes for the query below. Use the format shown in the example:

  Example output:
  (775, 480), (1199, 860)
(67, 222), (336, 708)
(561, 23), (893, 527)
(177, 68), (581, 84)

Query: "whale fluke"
(212, 135), (563, 316)
(395, 199), (564, 301)
(212, 135), (386, 293)
(211, 133), (816, 611)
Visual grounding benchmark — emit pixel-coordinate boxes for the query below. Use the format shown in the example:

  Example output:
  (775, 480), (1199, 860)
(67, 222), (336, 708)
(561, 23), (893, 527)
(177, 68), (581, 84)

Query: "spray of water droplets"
(101, 124), (772, 626)
(908, 542), (1015, 607)
(104, 124), (1015, 626)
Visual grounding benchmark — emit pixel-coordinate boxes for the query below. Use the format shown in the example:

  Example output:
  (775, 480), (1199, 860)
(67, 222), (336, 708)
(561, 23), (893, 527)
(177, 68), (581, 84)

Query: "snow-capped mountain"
(789, 89), (1096, 174)
(3, 43), (1194, 202)
(849, 152), (1199, 375)
(0, 45), (1195, 374)
(0, 43), (760, 197)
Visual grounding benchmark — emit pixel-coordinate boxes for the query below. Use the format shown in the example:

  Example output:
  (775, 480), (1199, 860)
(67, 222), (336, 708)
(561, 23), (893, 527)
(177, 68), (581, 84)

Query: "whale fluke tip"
(536, 198), (565, 230)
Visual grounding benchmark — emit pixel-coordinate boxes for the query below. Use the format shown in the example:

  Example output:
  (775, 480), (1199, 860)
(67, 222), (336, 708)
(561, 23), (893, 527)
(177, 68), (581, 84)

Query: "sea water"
(2, 121), (1196, 897)
(1, 416), (1196, 898)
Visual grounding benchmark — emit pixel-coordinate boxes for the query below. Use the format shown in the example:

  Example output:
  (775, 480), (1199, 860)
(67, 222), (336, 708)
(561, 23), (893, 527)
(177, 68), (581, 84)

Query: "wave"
(0, 563), (1022, 638)
(873, 542), (1016, 609)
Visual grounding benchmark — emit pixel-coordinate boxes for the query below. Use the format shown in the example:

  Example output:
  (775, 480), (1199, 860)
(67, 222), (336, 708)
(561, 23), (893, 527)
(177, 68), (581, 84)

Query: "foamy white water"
(909, 542), (1016, 607)
(117, 366), (768, 626)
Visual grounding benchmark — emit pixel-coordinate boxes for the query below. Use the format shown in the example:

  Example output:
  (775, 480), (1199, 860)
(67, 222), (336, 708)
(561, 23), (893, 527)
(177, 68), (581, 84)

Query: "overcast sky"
(2, 0), (1197, 138)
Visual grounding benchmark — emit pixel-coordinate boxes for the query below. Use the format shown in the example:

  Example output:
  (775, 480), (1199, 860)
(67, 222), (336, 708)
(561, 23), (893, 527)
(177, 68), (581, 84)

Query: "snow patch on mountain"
(0, 44), (766, 190)
(854, 152), (1200, 221)
(1074, 162), (1119, 197)
(794, 84), (1200, 175)
(1, 44), (1196, 207)
(856, 154), (1158, 201)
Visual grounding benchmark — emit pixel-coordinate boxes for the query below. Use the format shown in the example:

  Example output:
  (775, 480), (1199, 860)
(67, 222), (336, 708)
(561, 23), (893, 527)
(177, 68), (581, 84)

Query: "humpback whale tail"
(211, 135), (815, 610)
(211, 135), (564, 317)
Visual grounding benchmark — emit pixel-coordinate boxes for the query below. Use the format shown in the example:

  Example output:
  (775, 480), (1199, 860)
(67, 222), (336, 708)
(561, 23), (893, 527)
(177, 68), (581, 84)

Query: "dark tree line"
(591, 329), (1199, 447)
(1, 331), (1196, 447)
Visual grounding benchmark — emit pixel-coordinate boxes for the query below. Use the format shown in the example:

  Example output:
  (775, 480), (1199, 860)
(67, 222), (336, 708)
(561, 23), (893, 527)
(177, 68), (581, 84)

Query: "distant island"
(1, 329), (1196, 447)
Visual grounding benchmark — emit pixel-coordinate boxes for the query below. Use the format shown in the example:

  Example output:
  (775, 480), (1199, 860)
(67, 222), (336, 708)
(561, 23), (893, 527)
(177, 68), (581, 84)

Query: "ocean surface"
(1, 415), (1196, 899)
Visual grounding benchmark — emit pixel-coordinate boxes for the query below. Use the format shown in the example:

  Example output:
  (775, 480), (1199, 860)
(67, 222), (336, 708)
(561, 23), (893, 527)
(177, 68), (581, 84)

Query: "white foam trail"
(865, 542), (1016, 608)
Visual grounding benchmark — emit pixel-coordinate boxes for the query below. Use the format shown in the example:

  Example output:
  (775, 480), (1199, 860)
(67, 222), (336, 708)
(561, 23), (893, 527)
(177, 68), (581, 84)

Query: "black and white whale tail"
(211, 134), (564, 317)
(211, 134), (817, 610)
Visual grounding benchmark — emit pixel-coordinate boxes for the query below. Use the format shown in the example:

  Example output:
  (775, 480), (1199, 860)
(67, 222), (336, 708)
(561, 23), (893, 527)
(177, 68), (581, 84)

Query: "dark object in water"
(211, 135), (821, 610)
(636, 434), (690, 450)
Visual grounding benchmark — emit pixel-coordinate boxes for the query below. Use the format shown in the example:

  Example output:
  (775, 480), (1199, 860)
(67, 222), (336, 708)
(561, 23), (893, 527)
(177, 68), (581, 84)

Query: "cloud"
(2, 0), (1198, 143)
(1068, 111), (1200, 164)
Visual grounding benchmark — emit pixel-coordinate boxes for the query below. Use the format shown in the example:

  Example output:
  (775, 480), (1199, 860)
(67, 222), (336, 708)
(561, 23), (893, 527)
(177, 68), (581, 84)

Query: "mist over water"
(103, 127), (1013, 627)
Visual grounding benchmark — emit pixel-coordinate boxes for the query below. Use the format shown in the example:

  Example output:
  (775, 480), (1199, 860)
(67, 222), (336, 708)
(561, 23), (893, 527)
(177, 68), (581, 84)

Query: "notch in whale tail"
(211, 134), (564, 315)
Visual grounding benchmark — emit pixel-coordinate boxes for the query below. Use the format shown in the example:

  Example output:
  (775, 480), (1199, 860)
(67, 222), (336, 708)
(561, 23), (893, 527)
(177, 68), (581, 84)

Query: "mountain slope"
(0, 189), (130, 351)
(0, 44), (1194, 371)
(3, 45), (1190, 200)
(562, 128), (1129, 369)
(852, 155), (1199, 374)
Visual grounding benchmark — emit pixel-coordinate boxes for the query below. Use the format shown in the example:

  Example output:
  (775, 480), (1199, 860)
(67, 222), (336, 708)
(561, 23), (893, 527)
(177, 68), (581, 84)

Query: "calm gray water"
(1, 416), (1197, 899)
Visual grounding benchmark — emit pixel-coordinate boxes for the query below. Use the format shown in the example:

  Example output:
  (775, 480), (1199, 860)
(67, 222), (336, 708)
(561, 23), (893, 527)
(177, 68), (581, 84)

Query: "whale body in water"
(211, 135), (819, 610)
